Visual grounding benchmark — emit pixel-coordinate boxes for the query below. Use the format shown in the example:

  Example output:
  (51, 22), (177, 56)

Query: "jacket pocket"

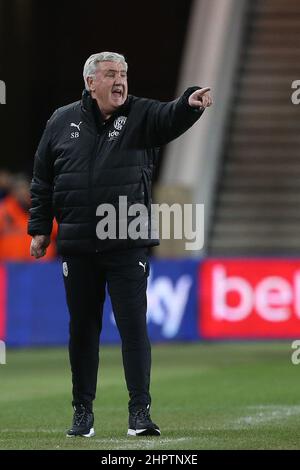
(140, 167), (153, 239)
(141, 167), (152, 209)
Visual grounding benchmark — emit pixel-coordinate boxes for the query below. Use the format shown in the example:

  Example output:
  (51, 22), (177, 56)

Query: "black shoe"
(66, 404), (95, 438)
(127, 405), (161, 436)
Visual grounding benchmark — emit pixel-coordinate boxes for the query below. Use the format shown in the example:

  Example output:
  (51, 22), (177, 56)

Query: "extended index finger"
(198, 87), (211, 95)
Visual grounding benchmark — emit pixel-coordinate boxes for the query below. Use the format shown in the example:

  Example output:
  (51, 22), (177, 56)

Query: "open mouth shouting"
(111, 86), (124, 102)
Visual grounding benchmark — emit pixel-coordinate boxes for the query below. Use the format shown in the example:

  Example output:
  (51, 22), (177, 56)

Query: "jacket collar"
(81, 89), (130, 127)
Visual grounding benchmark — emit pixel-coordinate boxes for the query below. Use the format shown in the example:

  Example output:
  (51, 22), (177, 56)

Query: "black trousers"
(62, 247), (151, 413)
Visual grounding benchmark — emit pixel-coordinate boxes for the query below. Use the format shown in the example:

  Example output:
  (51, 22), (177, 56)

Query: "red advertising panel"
(0, 265), (6, 340)
(200, 259), (300, 339)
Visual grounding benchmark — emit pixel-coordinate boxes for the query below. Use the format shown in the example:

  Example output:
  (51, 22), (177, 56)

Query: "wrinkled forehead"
(97, 61), (127, 73)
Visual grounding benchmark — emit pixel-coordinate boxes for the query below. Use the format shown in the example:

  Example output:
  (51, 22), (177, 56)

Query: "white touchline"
(230, 405), (300, 429)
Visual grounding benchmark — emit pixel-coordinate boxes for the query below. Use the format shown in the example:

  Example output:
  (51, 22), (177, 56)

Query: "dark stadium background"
(0, 0), (193, 177)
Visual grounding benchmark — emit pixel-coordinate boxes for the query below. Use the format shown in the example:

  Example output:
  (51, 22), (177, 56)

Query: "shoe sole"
(127, 428), (161, 437)
(66, 427), (95, 438)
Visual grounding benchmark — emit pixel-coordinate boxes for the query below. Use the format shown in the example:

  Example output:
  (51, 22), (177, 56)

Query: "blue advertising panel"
(6, 259), (200, 346)
(101, 258), (200, 343)
(6, 262), (68, 346)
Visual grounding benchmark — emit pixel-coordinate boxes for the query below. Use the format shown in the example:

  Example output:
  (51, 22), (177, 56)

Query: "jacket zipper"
(89, 123), (110, 252)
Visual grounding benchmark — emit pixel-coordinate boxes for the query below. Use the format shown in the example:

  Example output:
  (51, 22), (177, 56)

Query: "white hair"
(83, 52), (128, 91)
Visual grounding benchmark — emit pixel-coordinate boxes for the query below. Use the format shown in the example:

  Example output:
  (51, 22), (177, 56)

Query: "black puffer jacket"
(28, 88), (204, 255)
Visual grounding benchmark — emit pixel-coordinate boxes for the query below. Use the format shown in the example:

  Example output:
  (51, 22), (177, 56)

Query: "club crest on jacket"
(114, 116), (127, 131)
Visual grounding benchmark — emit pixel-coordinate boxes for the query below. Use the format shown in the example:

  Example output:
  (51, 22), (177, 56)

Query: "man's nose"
(115, 73), (126, 84)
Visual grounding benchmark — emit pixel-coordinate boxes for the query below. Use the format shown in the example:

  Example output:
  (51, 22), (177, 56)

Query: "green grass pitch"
(0, 342), (300, 450)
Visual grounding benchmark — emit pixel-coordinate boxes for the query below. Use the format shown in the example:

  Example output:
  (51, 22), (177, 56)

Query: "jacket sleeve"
(28, 112), (57, 236)
(143, 86), (205, 148)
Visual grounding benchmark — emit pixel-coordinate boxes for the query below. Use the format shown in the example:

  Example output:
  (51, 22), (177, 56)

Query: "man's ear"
(87, 76), (95, 92)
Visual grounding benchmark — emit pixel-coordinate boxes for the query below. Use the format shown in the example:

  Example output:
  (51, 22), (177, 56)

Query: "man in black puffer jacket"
(28, 51), (212, 438)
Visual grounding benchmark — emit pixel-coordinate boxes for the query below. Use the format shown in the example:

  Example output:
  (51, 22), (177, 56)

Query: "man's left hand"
(188, 87), (213, 109)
